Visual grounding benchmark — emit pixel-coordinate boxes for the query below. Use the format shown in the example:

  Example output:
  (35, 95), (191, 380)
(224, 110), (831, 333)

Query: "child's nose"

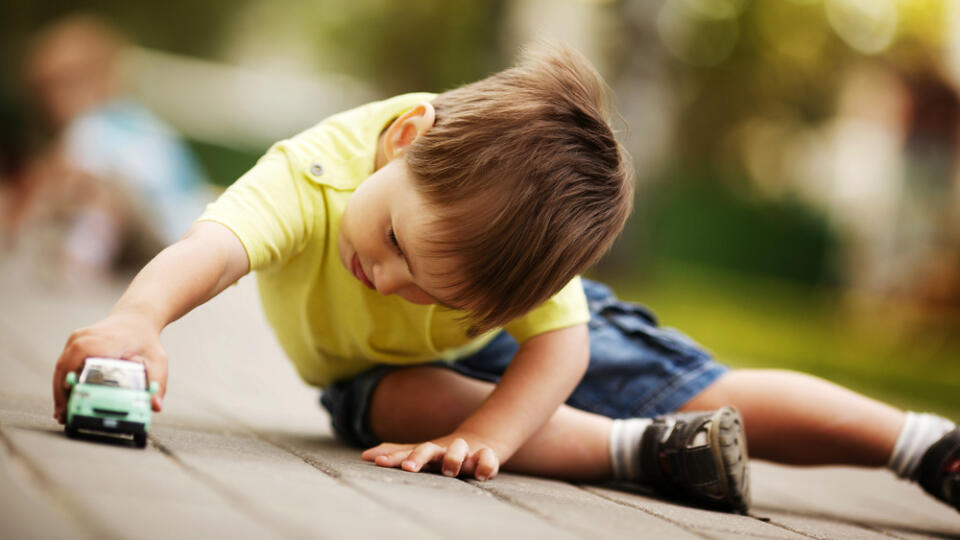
(373, 263), (406, 296)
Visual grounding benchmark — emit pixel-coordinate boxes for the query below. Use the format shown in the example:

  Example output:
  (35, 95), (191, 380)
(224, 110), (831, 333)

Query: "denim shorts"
(320, 278), (728, 448)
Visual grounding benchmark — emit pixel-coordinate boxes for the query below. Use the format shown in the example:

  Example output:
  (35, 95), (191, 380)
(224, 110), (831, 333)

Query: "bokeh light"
(826, 0), (898, 54)
(656, 0), (741, 66)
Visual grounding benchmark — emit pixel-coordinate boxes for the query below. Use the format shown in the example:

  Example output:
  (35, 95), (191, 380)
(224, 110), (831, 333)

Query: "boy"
(52, 44), (959, 514)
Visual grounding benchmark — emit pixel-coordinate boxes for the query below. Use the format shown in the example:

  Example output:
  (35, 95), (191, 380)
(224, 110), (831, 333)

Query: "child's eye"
(387, 227), (402, 254)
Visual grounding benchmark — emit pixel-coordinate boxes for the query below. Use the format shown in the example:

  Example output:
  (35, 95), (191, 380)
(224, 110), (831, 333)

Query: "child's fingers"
(441, 438), (469, 477)
(374, 449), (414, 468)
(364, 439), (494, 480)
(360, 444), (388, 461)
(472, 447), (499, 481)
(401, 442), (444, 472)
(52, 334), (107, 424)
(460, 452), (479, 477)
(132, 352), (167, 412)
(361, 443), (405, 461)
(52, 360), (69, 423)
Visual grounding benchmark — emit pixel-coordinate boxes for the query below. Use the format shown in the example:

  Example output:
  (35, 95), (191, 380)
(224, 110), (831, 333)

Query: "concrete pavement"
(1, 256), (958, 539)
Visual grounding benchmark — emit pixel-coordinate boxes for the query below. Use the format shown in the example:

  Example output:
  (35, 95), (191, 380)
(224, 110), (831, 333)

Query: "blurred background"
(1, 0), (957, 417)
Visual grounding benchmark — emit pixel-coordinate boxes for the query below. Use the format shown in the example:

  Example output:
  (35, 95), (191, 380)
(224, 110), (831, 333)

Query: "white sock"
(609, 418), (653, 481)
(887, 411), (955, 480)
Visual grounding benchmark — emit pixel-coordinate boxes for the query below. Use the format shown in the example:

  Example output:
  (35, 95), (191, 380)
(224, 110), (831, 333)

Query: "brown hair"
(405, 42), (633, 335)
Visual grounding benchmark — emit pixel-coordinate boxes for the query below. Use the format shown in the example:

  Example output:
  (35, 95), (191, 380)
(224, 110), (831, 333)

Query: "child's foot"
(918, 426), (960, 512)
(639, 406), (751, 513)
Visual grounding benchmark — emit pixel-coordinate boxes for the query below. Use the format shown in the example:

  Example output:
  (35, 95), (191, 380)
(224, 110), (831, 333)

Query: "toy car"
(63, 357), (159, 448)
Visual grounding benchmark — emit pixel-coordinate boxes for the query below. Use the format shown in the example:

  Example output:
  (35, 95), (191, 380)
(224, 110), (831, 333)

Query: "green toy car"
(64, 357), (159, 448)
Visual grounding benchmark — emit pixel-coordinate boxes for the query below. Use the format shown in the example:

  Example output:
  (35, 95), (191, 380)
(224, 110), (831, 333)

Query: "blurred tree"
(0, 0), (249, 63)
(303, 0), (508, 94)
(642, 0), (946, 167)
(602, 0), (950, 287)
(647, 169), (839, 285)
(217, 0), (507, 95)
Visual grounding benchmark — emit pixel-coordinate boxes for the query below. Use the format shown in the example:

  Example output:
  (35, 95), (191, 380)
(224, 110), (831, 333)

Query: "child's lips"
(351, 253), (375, 290)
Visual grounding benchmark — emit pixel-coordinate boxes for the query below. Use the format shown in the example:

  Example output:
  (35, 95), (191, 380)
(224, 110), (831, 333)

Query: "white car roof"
(83, 357), (146, 372)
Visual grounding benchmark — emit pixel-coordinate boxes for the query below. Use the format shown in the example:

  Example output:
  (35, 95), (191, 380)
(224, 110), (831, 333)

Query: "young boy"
(52, 44), (959, 514)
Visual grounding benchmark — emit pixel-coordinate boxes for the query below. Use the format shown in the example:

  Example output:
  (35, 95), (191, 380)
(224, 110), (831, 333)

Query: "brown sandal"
(918, 426), (960, 512)
(639, 406), (751, 513)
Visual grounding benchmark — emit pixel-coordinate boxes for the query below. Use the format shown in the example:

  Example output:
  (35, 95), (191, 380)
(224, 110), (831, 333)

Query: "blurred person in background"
(3, 14), (208, 281)
(0, 105), (31, 249)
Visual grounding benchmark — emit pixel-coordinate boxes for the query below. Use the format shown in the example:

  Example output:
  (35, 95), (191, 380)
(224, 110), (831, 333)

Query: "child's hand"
(361, 434), (501, 481)
(52, 312), (168, 424)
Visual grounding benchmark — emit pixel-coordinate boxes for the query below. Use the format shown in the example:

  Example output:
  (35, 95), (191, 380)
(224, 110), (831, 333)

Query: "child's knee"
(369, 366), (491, 441)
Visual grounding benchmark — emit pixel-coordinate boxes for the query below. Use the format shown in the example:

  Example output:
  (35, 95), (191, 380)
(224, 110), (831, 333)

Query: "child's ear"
(381, 103), (436, 160)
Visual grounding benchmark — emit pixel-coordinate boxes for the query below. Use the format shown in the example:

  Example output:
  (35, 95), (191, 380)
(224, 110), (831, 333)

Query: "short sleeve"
(502, 276), (590, 344)
(196, 144), (319, 271)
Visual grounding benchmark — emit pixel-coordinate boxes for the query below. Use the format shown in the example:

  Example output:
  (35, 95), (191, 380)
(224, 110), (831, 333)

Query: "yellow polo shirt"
(198, 93), (589, 387)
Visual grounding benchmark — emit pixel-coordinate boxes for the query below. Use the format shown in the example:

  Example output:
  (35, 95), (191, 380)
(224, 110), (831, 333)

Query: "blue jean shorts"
(320, 278), (728, 448)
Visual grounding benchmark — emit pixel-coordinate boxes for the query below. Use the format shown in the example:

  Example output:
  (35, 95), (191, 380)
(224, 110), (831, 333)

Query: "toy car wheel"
(133, 431), (147, 448)
(65, 422), (78, 439)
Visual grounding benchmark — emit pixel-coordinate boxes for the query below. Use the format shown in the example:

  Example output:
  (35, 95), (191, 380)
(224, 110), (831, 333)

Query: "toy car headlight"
(137, 396), (151, 408)
(75, 391), (91, 399)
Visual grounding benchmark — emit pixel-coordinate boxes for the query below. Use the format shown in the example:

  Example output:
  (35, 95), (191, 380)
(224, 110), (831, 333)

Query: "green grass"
(595, 261), (960, 419)
(188, 139), (261, 187)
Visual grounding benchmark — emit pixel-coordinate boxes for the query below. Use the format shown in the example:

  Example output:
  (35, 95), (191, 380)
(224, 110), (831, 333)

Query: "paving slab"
(2, 256), (960, 539)
(0, 407), (281, 539)
(584, 484), (808, 539)
(148, 424), (438, 540)
(0, 429), (85, 540)
(269, 433), (584, 540)
(758, 509), (905, 540)
(751, 461), (960, 538)
(474, 473), (703, 539)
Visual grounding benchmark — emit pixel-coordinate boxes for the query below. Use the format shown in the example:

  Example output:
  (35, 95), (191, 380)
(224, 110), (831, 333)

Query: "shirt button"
(310, 162), (324, 176)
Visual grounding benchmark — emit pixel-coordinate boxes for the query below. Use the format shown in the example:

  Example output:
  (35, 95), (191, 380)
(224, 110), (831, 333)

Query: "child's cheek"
(403, 288), (436, 306)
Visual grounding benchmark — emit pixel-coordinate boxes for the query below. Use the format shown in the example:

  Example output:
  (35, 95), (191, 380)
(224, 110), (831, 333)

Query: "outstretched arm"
(362, 322), (590, 480)
(53, 221), (249, 422)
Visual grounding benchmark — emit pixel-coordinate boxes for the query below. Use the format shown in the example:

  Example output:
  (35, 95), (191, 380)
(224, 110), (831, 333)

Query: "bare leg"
(369, 366), (613, 481)
(369, 366), (907, 480)
(680, 369), (905, 466)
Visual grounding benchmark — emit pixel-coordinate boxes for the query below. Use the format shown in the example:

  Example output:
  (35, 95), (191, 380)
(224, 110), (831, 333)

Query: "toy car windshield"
(79, 358), (146, 391)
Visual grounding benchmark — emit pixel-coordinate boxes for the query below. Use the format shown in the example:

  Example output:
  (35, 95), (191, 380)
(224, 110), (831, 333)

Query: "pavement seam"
(147, 433), (311, 540)
(465, 480), (597, 539)
(249, 432), (452, 540)
(184, 397), (448, 539)
(196, 395), (735, 538)
(0, 421), (121, 540)
(262, 431), (720, 540)
(745, 516), (834, 540)
(576, 485), (718, 539)
(578, 484), (785, 540)
(253, 433), (343, 479)
(753, 508), (916, 540)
